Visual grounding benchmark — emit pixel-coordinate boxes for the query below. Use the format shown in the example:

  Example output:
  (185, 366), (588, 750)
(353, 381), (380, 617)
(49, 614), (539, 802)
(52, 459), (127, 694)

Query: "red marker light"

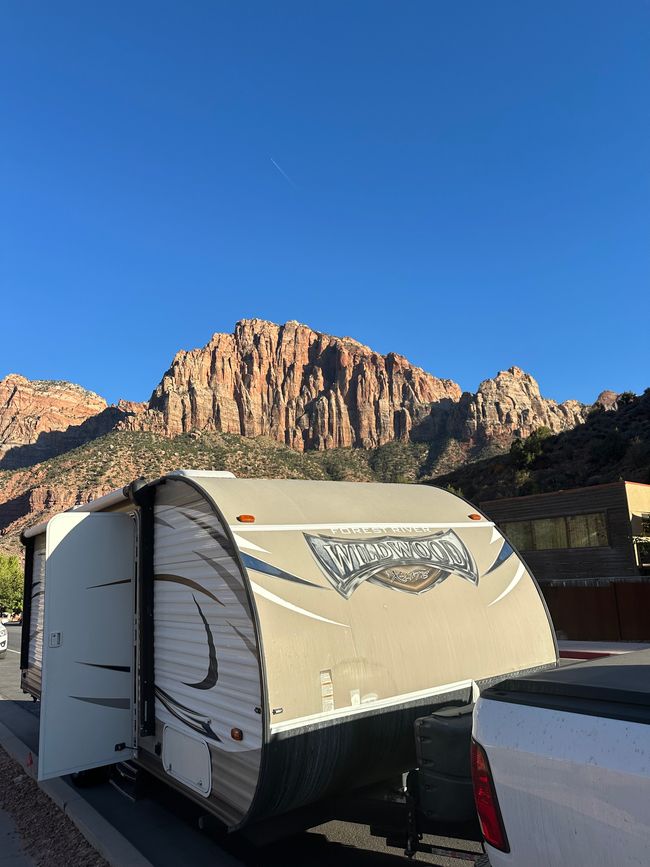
(237, 515), (255, 523)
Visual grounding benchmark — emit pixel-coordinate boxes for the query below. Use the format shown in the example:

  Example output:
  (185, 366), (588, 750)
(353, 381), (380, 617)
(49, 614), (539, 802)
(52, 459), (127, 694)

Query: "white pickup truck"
(471, 649), (650, 867)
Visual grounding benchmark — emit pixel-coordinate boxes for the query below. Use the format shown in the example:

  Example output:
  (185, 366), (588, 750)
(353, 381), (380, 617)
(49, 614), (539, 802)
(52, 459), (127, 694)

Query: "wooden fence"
(541, 582), (650, 641)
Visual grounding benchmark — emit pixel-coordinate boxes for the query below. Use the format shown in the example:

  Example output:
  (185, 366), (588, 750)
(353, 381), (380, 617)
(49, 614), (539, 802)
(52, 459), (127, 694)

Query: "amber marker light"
(237, 515), (256, 523)
(468, 514), (482, 521)
(231, 728), (243, 741)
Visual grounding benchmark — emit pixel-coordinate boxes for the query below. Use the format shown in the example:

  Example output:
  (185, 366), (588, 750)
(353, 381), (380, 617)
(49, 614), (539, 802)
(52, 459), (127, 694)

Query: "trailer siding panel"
(22, 534), (46, 697)
(145, 480), (263, 828)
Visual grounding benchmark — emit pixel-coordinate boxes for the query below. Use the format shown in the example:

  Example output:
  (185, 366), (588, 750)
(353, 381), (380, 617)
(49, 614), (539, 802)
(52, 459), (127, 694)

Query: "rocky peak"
(0, 374), (109, 466)
(457, 366), (588, 445)
(593, 390), (619, 411)
(123, 319), (463, 450)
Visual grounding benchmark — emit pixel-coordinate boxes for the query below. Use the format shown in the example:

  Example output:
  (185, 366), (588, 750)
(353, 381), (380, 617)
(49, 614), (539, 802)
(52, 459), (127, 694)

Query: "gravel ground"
(0, 747), (106, 867)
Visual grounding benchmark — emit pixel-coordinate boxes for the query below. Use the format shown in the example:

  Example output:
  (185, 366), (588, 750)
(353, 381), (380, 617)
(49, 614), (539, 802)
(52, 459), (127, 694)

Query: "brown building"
(480, 482), (650, 640)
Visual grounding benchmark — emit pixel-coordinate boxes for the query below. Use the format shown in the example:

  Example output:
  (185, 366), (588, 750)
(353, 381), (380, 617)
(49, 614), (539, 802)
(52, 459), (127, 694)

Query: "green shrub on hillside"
(0, 555), (23, 614)
(509, 426), (553, 469)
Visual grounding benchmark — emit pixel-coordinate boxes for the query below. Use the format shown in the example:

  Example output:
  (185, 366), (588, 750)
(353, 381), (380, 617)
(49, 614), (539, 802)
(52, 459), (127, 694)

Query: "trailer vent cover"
(162, 725), (212, 797)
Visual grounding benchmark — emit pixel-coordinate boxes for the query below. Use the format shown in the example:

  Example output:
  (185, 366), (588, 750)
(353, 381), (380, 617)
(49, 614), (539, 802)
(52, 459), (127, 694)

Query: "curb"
(0, 719), (153, 867)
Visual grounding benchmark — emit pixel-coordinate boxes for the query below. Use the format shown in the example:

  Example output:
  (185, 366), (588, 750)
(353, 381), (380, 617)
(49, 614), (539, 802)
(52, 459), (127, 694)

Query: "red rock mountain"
(452, 367), (588, 446)
(0, 375), (112, 467)
(122, 319), (462, 450)
(0, 319), (596, 471)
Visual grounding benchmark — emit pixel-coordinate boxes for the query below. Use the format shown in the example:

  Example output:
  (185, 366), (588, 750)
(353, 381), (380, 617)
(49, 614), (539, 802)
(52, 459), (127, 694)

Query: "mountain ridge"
(0, 318), (595, 471)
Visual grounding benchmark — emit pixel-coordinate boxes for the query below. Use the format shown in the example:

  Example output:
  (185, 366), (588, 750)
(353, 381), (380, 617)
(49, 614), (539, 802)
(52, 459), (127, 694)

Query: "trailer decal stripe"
(230, 522), (495, 532)
(227, 621), (258, 658)
(241, 553), (324, 589)
(183, 597), (219, 690)
(250, 581), (349, 628)
(195, 551), (246, 601)
(87, 578), (132, 589)
(195, 550), (240, 588)
(488, 562), (526, 606)
(154, 573), (225, 606)
(180, 509), (235, 554)
(155, 686), (222, 742)
(77, 662), (131, 673)
(71, 696), (131, 709)
(231, 533), (269, 553)
(484, 540), (515, 576)
(269, 678), (474, 733)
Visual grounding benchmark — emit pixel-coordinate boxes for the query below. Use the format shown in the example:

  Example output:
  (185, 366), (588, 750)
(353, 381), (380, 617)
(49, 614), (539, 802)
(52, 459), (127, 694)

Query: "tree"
(445, 484), (464, 498)
(509, 427), (553, 469)
(369, 441), (424, 484)
(0, 555), (23, 614)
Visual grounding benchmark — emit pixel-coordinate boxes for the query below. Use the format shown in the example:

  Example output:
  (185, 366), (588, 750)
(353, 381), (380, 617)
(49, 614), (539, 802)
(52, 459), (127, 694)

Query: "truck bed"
(482, 648), (650, 723)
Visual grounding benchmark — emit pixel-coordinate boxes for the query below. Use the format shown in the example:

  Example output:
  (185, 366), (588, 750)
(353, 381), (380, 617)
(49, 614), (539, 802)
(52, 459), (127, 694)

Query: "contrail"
(270, 157), (298, 188)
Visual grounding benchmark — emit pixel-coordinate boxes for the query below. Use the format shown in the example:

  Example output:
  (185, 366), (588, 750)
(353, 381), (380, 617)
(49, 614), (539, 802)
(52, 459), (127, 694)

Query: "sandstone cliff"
(0, 375), (117, 468)
(123, 319), (463, 450)
(0, 321), (598, 473)
(451, 367), (588, 446)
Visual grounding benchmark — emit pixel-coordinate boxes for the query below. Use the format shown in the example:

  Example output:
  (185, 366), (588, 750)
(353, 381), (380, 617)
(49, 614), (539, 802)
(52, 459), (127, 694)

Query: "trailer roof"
(23, 470), (493, 540)
(185, 475), (490, 531)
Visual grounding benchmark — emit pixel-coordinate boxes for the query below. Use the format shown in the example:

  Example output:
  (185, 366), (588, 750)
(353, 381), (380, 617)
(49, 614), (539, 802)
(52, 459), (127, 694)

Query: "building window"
(532, 517), (568, 550)
(637, 514), (650, 567)
(503, 520), (534, 552)
(641, 514), (650, 536)
(566, 513), (608, 548)
(501, 512), (609, 552)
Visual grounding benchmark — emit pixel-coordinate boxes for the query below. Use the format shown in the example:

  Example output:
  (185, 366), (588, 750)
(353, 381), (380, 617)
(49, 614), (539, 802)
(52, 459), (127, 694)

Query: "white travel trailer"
(21, 471), (557, 845)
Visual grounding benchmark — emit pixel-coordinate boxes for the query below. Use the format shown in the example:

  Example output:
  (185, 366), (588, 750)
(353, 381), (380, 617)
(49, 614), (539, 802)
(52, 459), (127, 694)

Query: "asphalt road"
(0, 625), (26, 701)
(0, 626), (484, 865)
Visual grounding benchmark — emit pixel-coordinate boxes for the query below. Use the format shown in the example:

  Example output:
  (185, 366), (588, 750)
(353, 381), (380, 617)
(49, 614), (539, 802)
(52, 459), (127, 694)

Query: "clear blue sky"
(1, 2), (648, 405)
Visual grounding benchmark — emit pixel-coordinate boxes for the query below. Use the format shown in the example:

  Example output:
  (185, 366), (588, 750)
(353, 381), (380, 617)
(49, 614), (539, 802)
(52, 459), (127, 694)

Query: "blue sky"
(1, 2), (648, 405)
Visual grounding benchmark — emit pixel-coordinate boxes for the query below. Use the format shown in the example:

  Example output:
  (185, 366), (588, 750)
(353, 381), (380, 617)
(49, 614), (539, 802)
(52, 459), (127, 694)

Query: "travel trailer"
(21, 471), (557, 852)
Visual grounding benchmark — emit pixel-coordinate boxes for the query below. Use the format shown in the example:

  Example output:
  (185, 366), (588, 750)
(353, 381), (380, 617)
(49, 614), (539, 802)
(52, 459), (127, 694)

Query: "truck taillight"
(471, 738), (510, 853)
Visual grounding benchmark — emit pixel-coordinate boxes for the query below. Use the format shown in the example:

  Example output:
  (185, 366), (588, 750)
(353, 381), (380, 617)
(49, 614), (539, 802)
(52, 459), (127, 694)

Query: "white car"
(0, 623), (7, 658)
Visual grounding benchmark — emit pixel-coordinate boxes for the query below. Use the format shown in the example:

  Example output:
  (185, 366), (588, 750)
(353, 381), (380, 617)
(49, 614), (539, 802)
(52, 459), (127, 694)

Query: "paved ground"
(0, 628), (50, 865)
(0, 626), (25, 702)
(0, 806), (35, 866)
(0, 627), (484, 866)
